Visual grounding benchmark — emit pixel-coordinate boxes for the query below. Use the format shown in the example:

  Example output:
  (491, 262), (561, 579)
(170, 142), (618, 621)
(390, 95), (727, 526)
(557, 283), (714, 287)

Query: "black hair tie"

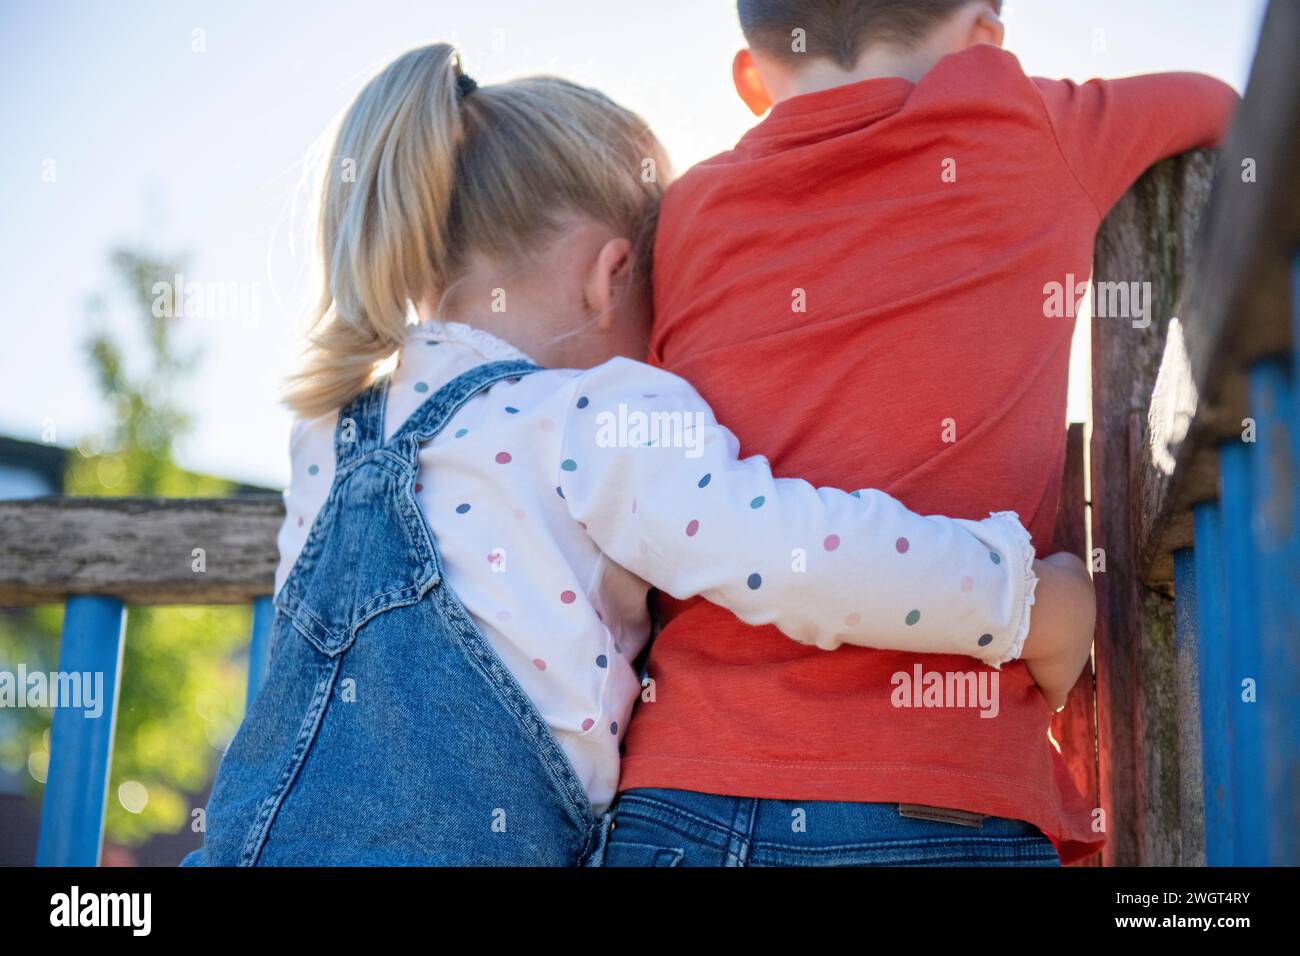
(456, 73), (479, 99)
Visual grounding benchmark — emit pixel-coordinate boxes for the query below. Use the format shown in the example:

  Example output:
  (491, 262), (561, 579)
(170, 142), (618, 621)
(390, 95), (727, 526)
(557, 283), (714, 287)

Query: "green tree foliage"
(0, 248), (250, 847)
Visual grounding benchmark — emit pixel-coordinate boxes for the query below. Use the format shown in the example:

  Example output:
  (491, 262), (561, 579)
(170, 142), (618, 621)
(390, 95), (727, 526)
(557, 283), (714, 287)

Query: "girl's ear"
(586, 237), (635, 331)
(732, 49), (773, 116)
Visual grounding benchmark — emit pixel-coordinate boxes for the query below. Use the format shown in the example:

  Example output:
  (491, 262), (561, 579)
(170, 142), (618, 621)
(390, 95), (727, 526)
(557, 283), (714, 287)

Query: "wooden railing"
(0, 496), (283, 865)
(1082, 0), (1300, 866)
(3, 1), (1297, 868)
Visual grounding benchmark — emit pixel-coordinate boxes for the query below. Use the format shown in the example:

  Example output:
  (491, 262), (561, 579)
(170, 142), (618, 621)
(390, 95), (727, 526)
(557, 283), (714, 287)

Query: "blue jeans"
(600, 788), (1061, 867)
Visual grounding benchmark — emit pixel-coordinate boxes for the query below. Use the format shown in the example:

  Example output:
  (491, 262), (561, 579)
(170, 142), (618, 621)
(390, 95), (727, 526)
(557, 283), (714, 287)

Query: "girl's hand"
(1022, 553), (1097, 711)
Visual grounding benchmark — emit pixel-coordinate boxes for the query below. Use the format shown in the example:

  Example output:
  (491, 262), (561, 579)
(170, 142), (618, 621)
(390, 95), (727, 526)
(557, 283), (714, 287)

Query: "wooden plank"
(1135, 0), (1300, 584)
(1172, 549), (1206, 867)
(1050, 423), (1089, 558)
(1121, 151), (1218, 588)
(1049, 423), (1101, 866)
(1181, 0), (1300, 385)
(1218, 441), (1267, 862)
(0, 496), (283, 606)
(1246, 360), (1300, 864)
(1134, 580), (1180, 865)
(1192, 502), (1235, 864)
(1092, 152), (1211, 866)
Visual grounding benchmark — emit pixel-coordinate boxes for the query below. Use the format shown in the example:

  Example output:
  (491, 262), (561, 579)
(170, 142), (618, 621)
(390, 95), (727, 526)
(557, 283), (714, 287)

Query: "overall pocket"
(275, 453), (438, 658)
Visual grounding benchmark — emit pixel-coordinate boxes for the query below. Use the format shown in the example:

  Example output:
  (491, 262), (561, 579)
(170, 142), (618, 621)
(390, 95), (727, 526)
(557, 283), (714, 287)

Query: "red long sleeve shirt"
(624, 44), (1237, 863)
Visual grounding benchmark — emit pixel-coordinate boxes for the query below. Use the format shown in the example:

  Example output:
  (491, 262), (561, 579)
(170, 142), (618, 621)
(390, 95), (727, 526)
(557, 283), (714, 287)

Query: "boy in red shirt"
(606, 0), (1237, 865)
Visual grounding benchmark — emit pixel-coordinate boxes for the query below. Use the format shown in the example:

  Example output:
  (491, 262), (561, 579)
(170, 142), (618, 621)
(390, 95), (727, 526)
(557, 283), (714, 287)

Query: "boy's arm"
(1033, 72), (1239, 216)
(558, 358), (1037, 667)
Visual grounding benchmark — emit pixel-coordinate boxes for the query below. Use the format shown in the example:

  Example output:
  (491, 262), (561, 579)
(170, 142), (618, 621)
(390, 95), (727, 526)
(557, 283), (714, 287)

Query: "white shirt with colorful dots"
(276, 321), (1039, 814)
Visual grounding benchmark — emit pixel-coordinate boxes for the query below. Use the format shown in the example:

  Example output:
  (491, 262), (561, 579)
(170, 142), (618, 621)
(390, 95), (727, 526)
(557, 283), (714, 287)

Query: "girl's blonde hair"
(286, 43), (669, 419)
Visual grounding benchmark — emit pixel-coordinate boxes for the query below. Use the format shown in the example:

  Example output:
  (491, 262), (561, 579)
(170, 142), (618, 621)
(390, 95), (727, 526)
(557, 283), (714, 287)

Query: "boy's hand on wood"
(1022, 552), (1097, 712)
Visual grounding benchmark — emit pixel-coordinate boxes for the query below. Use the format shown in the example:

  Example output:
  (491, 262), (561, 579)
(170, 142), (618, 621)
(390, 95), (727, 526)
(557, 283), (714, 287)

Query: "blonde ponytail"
(286, 44), (668, 420)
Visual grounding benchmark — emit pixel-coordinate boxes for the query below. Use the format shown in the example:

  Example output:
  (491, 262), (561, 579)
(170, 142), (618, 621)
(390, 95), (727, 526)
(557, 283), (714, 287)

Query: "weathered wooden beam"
(1049, 423), (1101, 866)
(1181, 0), (1300, 385)
(1135, 0), (1300, 585)
(0, 496), (283, 606)
(1110, 151), (1218, 589)
(1092, 153), (1214, 866)
(1171, 548), (1207, 867)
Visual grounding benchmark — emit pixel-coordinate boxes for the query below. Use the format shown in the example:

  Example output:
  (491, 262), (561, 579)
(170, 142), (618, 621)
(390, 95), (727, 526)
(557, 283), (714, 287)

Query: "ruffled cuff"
(981, 510), (1039, 668)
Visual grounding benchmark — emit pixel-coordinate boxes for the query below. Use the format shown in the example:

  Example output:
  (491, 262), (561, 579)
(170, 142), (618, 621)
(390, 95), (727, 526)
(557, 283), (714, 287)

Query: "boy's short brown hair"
(738, 0), (999, 68)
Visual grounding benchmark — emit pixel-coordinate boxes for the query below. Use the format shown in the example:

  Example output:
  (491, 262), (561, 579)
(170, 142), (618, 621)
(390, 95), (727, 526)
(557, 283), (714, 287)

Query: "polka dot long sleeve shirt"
(276, 322), (1038, 813)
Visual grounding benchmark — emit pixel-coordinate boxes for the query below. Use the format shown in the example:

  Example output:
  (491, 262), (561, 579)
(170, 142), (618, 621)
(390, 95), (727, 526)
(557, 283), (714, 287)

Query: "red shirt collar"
(739, 75), (914, 153)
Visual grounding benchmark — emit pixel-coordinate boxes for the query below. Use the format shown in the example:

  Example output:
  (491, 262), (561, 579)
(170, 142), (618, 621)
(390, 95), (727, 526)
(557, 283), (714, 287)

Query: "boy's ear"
(732, 49), (773, 116)
(586, 237), (634, 331)
(969, 7), (1005, 48)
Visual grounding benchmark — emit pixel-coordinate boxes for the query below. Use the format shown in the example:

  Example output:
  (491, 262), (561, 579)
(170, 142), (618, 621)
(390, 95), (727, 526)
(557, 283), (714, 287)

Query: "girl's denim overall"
(184, 360), (602, 866)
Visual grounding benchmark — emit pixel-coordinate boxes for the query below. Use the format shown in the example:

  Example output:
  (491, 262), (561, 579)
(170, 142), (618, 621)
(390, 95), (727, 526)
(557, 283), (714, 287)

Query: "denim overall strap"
(387, 358), (540, 448)
(334, 374), (390, 469)
(380, 357), (609, 855)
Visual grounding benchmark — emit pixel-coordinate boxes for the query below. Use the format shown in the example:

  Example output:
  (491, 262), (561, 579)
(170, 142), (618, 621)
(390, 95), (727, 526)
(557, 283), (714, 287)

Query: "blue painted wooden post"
(1248, 357), (1300, 865)
(1192, 502), (1233, 865)
(1218, 441), (1266, 864)
(246, 595), (275, 711)
(1292, 253), (1300, 863)
(35, 596), (126, 867)
(1294, 253), (1300, 423)
(1172, 546), (1204, 862)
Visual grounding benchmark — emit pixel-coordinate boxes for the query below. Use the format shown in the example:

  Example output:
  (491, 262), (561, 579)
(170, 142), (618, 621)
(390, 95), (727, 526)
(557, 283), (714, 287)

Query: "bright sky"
(0, 0), (1267, 488)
